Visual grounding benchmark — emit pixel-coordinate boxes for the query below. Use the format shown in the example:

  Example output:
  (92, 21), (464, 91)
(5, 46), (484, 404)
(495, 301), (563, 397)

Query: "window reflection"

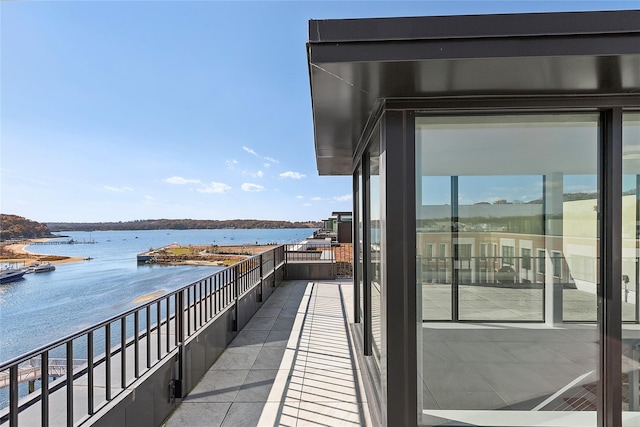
(622, 112), (640, 424)
(417, 114), (600, 425)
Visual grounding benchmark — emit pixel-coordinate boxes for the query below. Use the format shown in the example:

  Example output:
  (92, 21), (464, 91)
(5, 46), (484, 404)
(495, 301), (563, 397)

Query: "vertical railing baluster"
(134, 311), (140, 378)
(9, 365), (18, 427)
(105, 324), (111, 401)
(42, 351), (49, 427)
(186, 286), (191, 337)
(66, 341), (73, 427)
(121, 317), (127, 389)
(174, 294), (179, 347)
(177, 290), (185, 398)
(210, 278), (214, 319)
(166, 297), (171, 352)
(146, 306), (151, 369)
(156, 301), (162, 361)
(215, 275), (219, 314)
(199, 281), (203, 328)
(88, 331), (94, 415)
(233, 264), (239, 331)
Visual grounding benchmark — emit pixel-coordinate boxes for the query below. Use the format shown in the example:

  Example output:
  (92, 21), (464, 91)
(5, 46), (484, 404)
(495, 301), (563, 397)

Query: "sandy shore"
(0, 238), (86, 266)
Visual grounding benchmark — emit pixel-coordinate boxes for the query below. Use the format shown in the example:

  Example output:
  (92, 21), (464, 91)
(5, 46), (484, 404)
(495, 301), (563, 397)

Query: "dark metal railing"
(284, 243), (335, 262)
(418, 255), (575, 285)
(0, 245), (285, 427)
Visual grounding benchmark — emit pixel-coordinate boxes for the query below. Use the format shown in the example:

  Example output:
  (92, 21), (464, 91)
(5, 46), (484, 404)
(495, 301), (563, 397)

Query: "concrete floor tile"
(165, 402), (230, 427)
(234, 369), (279, 402)
(220, 402), (266, 427)
(243, 316), (277, 331)
(264, 330), (292, 347)
(296, 401), (365, 426)
(228, 329), (269, 348)
(185, 369), (250, 402)
(252, 347), (287, 369)
(213, 347), (262, 370)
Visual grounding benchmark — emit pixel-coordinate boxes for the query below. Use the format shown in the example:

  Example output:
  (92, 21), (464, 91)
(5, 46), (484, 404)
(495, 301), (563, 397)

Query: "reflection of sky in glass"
(417, 113), (602, 206)
(623, 113), (640, 181)
(421, 174), (597, 206)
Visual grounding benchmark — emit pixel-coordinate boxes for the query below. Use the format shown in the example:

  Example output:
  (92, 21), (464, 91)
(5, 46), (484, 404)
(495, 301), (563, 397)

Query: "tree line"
(46, 218), (322, 232)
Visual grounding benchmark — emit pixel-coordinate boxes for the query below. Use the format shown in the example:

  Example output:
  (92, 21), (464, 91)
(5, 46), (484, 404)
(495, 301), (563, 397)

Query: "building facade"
(307, 10), (640, 427)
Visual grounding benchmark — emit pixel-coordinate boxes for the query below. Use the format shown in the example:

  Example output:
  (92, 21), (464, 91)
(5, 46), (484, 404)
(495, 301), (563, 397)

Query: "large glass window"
(417, 113), (600, 426)
(357, 166), (364, 325)
(367, 135), (382, 365)
(623, 112), (640, 425)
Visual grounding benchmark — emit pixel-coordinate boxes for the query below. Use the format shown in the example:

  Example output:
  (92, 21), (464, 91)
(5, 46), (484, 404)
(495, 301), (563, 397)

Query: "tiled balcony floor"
(164, 279), (371, 427)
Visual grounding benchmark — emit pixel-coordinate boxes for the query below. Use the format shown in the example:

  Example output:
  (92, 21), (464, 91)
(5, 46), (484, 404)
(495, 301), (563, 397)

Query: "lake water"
(0, 228), (312, 363)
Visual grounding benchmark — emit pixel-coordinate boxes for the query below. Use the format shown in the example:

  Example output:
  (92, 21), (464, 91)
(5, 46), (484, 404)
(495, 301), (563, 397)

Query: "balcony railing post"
(66, 341), (73, 427)
(88, 331), (94, 415)
(259, 254), (264, 303)
(9, 365), (18, 427)
(233, 264), (239, 331)
(176, 290), (185, 398)
(42, 351), (49, 427)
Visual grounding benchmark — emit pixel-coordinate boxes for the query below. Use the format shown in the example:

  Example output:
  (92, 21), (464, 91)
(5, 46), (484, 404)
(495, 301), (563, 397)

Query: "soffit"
(307, 10), (640, 176)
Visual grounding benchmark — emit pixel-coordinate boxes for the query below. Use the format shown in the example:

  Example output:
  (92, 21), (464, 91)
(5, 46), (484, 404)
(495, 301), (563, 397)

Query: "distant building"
(307, 10), (640, 427)
(315, 211), (353, 244)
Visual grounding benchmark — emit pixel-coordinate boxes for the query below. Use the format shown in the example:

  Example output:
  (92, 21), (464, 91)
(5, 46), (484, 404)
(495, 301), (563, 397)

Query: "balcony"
(0, 245), (366, 427)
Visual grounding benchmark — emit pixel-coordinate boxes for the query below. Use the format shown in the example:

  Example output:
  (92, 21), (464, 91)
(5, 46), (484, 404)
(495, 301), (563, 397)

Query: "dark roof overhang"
(307, 10), (640, 176)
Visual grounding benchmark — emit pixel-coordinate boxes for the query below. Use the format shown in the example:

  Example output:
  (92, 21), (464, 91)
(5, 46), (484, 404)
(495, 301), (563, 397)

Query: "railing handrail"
(0, 245), (285, 371)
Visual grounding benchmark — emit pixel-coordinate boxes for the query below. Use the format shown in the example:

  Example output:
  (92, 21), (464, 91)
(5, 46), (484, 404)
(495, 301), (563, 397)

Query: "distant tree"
(0, 214), (54, 240)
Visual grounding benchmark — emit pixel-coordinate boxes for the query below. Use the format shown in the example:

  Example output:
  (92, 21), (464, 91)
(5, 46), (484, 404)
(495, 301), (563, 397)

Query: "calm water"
(0, 228), (311, 363)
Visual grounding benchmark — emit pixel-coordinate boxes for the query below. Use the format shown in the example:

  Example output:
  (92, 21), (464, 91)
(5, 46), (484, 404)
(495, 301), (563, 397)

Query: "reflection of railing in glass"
(418, 255), (573, 286)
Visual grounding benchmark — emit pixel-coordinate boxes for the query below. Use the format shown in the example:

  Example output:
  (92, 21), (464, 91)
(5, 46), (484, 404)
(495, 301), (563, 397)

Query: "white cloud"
(226, 159), (238, 169)
(333, 194), (352, 202)
(244, 170), (265, 178)
(264, 156), (278, 164)
(241, 183), (265, 192)
(197, 182), (232, 193)
(311, 196), (323, 201)
(296, 195), (304, 199)
(303, 203), (312, 207)
(263, 163), (271, 168)
(104, 185), (134, 192)
(279, 171), (306, 179)
(144, 195), (155, 200)
(164, 176), (201, 185)
(243, 146), (258, 156)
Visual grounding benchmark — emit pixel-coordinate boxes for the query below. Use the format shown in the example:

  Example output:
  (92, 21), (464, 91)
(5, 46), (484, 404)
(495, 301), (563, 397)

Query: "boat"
(0, 267), (27, 284)
(26, 262), (56, 273)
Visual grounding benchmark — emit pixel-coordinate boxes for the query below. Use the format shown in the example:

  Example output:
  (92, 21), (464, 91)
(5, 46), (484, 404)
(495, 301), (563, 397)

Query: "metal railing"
(418, 255), (575, 286)
(0, 245), (285, 427)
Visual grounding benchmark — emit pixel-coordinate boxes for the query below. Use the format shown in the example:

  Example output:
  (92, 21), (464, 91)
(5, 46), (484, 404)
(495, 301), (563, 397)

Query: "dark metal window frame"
(349, 96), (639, 427)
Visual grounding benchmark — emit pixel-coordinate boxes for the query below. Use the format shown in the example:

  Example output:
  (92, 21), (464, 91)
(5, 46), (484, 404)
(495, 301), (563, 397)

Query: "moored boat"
(0, 267), (27, 284)
(26, 262), (56, 273)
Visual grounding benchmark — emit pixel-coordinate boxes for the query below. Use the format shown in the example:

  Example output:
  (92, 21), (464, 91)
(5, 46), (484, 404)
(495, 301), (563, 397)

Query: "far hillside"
(0, 214), (55, 240)
(47, 219), (322, 232)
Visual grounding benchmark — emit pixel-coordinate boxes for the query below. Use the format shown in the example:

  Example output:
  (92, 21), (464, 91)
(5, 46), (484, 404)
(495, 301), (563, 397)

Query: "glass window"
(502, 245), (515, 266)
(622, 112), (640, 425)
(367, 131), (382, 367)
(357, 166), (364, 324)
(522, 248), (532, 270)
(417, 113), (600, 426)
(538, 249), (546, 274)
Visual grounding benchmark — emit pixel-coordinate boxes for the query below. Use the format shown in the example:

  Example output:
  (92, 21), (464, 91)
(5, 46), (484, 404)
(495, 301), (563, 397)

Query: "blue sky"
(2, 1), (638, 223)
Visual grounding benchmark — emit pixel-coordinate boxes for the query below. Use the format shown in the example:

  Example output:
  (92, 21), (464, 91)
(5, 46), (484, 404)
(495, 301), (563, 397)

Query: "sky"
(2, 1), (638, 223)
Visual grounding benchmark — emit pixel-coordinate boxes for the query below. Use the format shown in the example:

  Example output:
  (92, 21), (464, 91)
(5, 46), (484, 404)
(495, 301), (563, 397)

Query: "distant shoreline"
(46, 220), (321, 233)
(0, 238), (86, 266)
